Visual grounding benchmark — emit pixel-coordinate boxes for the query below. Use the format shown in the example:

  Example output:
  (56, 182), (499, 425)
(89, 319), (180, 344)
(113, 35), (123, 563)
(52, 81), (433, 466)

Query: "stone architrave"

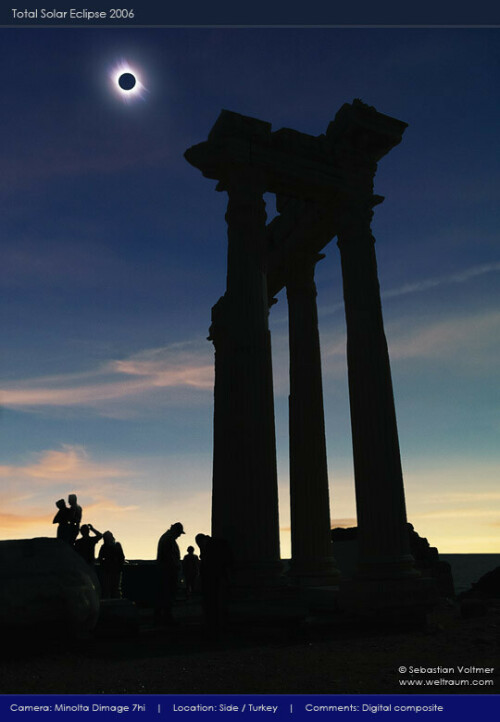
(209, 169), (282, 586)
(286, 251), (339, 585)
(336, 196), (415, 580)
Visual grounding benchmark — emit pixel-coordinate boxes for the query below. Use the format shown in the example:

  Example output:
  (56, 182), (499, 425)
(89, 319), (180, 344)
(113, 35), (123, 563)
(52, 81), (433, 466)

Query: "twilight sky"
(0, 27), (499, 558)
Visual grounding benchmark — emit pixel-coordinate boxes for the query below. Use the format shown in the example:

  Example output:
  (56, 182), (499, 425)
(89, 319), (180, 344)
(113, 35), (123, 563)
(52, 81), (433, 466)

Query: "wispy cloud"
(0, 342), (213, 413)
(1, 304), (498, 417)
(318, 309), (500, 381)
(383, 263), (500, 300)
(387, 310), (500, 364)
(0, 445), (132, 486)
(318, 262), (500, 317)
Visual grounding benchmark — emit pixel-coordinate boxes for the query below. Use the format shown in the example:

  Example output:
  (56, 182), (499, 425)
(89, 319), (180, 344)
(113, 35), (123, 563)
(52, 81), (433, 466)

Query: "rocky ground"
(1, 598), (499, 695)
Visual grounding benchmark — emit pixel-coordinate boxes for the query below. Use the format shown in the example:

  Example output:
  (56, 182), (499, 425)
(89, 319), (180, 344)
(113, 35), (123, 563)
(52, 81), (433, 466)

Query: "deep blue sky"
(1, 28), (499, 556)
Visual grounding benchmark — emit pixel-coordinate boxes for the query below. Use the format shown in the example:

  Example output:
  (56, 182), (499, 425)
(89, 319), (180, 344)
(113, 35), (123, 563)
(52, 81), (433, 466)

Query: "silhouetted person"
(53, 498), (73, 543)
(67, 493), (82, 545)
(156, 522), (185, 624)
(195, 533), (234, 634)
(74, 524), (103, 565)
(98, 531), (125, 598)
(182, 545), (200, 599)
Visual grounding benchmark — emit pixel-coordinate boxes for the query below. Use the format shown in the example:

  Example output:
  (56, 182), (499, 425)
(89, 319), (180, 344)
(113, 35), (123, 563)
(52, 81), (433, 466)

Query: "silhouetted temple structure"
(185, 100), (435, 612)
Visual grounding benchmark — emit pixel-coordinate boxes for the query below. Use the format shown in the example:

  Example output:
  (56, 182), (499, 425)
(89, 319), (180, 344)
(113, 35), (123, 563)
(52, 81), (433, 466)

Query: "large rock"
(0, 537), (99, 638)
(460, 566), (500, 600)
(331, 525), (455, 598)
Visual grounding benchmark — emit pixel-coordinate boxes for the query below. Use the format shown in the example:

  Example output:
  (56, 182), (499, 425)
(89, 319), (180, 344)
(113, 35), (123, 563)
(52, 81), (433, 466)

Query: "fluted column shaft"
(337, 199), (414, 579)
(210, 171), (282, 584)
(286, 253), (339, 584)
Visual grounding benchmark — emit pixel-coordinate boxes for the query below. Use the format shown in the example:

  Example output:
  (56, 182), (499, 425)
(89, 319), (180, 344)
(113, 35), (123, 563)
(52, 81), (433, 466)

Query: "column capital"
(336, 194), (384, 249)
(223, 171), (267, 223)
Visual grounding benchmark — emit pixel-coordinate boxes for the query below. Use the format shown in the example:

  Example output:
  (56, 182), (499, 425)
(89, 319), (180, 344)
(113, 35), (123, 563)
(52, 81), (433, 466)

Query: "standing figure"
(52, 498), (72, 543)
(74, 524), (103, 566)
(182, 545), (200, 599)
(98, 531), (125, 598)
(156, 522), (185, 624)
(67, 493), (82, 545)
(195, 533), (233, 634)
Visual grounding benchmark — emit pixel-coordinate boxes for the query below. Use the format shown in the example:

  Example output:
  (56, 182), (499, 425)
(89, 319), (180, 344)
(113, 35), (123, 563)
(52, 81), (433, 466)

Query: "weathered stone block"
(0, 537), (99, 637)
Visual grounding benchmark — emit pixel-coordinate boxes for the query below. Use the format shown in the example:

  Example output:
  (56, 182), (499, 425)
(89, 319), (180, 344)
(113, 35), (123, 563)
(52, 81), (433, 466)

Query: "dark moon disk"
(118, 72), (136, 91)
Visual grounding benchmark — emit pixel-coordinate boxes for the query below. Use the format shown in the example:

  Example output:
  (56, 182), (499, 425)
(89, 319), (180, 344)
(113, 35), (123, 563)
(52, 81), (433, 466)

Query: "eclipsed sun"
(110, 61), (147, 102)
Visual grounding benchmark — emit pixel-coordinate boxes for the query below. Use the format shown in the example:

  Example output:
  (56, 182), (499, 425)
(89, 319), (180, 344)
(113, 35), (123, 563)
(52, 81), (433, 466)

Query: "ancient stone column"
(286, 252), (339, 586)
(209, 170), (282, 586)
(337, 197), (415, 580)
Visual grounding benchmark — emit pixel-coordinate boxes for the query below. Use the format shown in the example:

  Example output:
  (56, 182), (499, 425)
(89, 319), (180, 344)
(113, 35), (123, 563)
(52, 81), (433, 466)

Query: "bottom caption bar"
(1, 695), (498, 718)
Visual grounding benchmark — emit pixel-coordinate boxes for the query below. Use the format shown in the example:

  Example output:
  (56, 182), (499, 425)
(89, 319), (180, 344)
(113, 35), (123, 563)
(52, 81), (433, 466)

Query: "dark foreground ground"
(1, 599), (499, 695)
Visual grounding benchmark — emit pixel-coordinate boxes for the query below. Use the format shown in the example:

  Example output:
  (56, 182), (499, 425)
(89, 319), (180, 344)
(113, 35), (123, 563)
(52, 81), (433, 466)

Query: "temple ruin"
(185, 100), (435, 612)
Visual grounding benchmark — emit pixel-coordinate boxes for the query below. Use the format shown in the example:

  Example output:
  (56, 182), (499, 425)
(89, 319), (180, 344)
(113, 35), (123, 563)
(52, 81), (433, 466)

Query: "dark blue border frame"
(0, 0), (498, 718)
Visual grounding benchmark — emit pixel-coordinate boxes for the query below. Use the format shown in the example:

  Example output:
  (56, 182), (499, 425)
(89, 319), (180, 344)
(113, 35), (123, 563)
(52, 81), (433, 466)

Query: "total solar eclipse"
(110, 61), (146, 103)
(118, 72), (136, 91)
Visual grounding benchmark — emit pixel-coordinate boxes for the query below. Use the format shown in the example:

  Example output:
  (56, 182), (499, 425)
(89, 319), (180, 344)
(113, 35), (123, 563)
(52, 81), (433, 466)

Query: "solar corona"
(111, 61), (146, 102)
